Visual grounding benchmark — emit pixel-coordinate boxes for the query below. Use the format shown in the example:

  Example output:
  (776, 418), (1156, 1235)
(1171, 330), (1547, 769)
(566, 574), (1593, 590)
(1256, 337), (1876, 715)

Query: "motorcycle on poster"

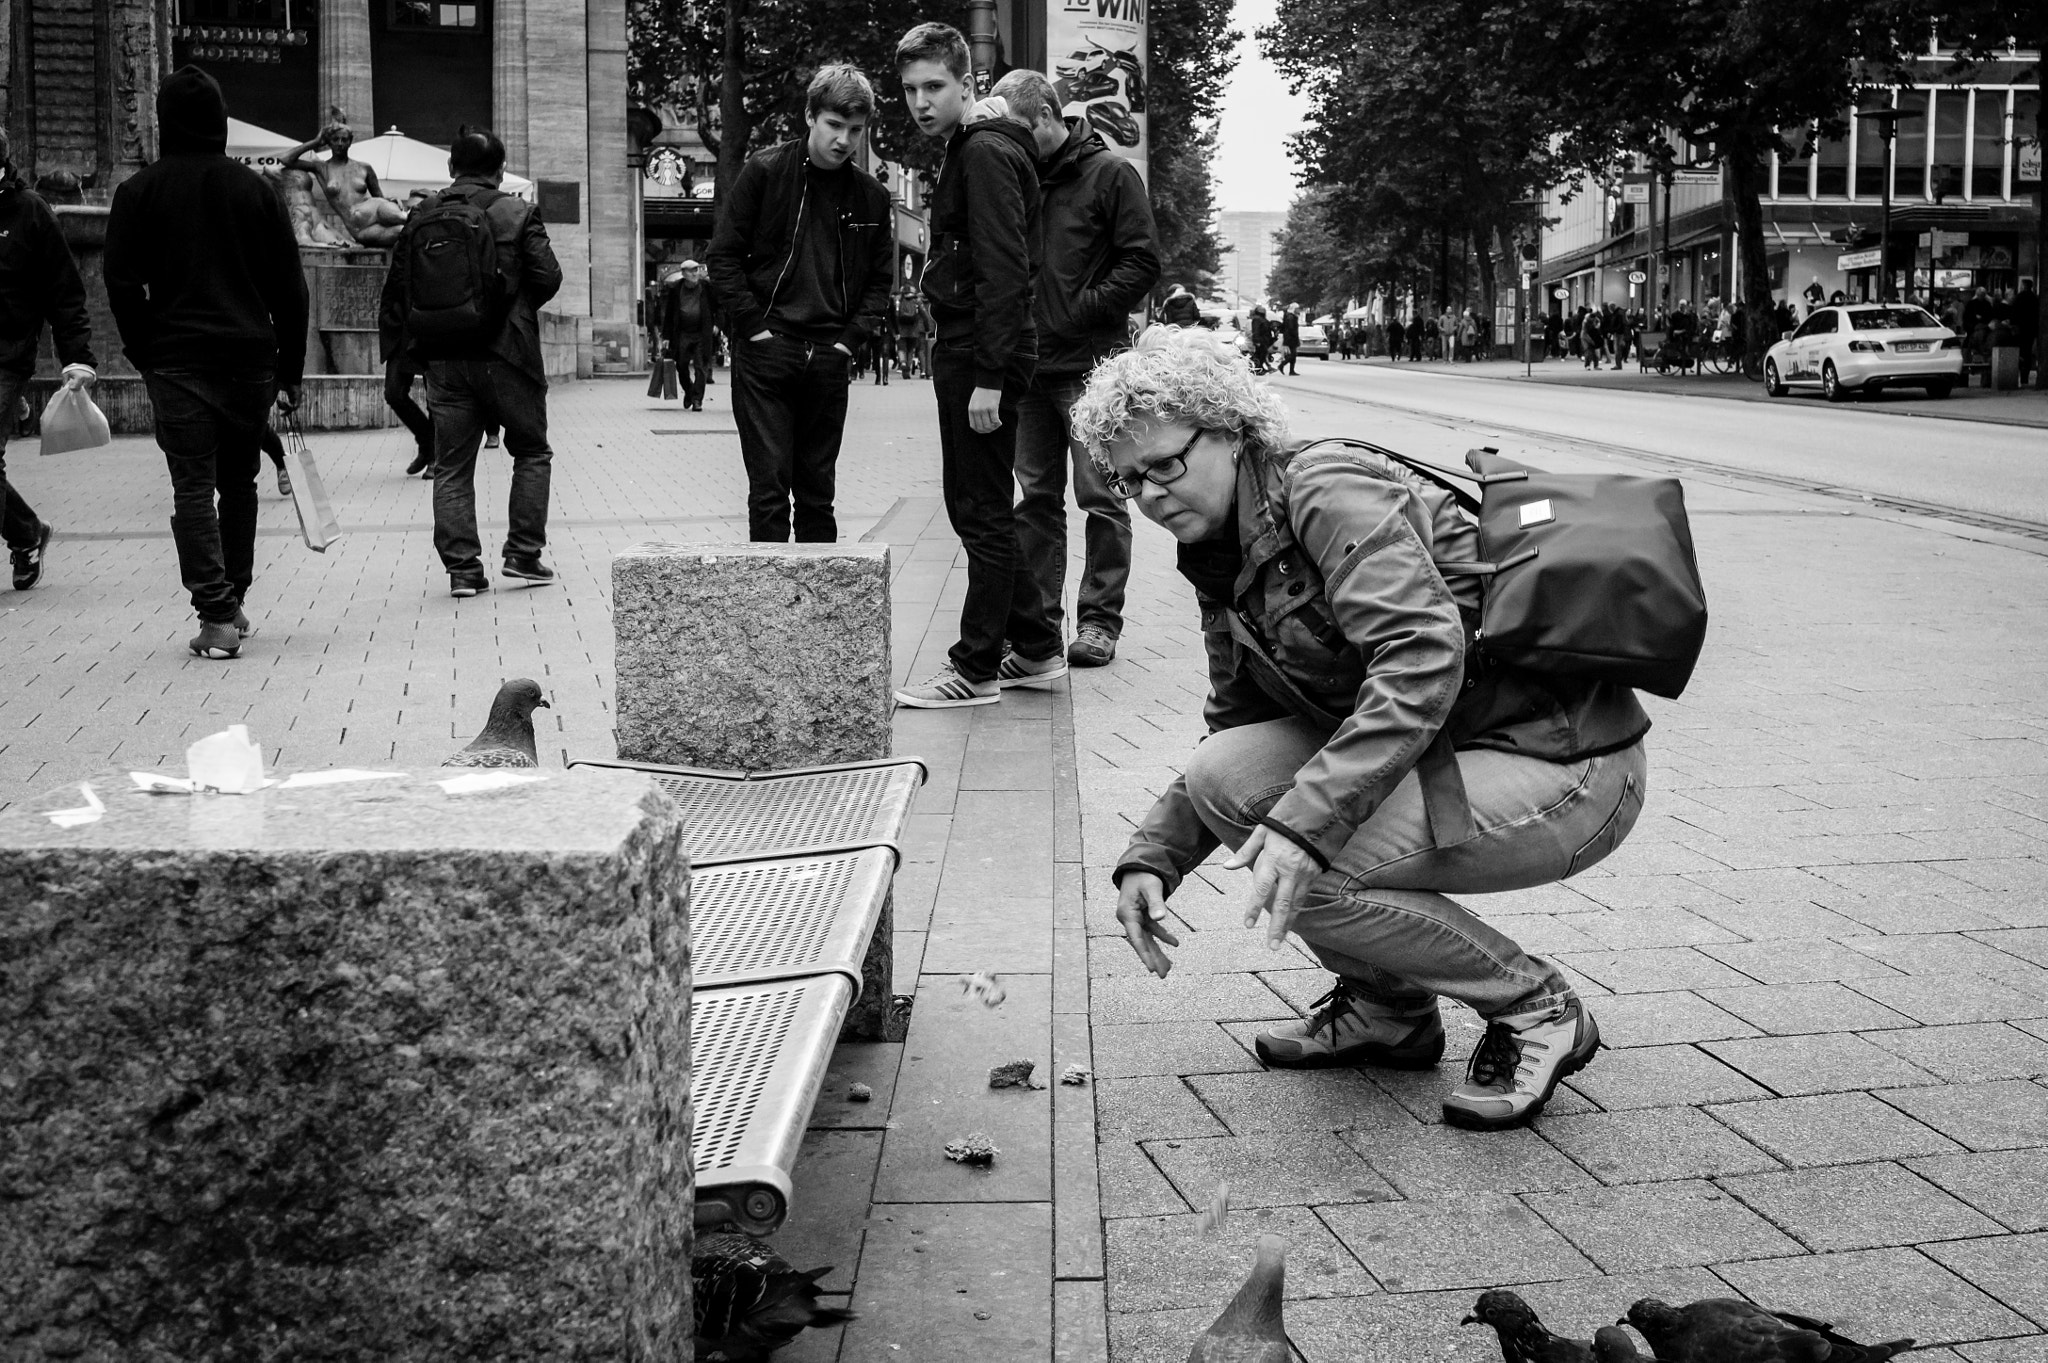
(1048, 0), (1148, 183)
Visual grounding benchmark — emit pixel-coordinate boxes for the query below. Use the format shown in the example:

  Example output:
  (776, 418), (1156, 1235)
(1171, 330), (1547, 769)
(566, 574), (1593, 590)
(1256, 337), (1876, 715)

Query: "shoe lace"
(1303, 980), (1357, 1041)
(1468, 1021), (1557, 1090)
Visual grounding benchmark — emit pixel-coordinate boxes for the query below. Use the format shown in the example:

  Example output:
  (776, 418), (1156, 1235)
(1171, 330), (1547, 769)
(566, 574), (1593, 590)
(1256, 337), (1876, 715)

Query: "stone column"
(318, 0), (375, 130)
(103, 0), (163, 184)
(0, 767), (693, 1361)
(493, 0), (528, 172)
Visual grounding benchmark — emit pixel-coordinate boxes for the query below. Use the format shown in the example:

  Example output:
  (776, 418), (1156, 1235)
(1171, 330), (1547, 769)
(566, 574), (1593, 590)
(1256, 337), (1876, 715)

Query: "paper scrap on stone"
(848, 1082), (874, 1103)
(437, 771), (548, 794)
(187, 724), (267, 794)
(130, 772), (197, 794)
(1197, 1181), (1230, 1235)
(958, 971), (1006, 1009)
(987, 1059), (1044, 1090)
(1060, 1064), (1091, 1086)
(280, 769), (408, 789)
(943, 1132), (999, 1165)
(45, 783), (105, 828)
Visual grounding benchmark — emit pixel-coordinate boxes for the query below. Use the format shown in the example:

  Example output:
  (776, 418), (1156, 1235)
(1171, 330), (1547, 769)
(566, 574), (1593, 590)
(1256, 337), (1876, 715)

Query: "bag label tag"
(1518, 499), (1555, 528)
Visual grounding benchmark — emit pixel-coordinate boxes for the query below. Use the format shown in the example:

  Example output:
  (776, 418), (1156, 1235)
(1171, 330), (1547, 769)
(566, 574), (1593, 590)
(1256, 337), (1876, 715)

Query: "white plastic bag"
(39, 383), (112, 455)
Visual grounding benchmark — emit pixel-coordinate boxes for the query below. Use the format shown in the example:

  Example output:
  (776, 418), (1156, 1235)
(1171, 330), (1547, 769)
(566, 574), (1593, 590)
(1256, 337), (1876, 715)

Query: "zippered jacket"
(922, 119), (1041, 389)
(1113, 439), (1650, 895)
(0, 173), (95, 379)
(705, 140), (893, 352)
(379, 177), (562, 383)
(1033, 119), (1157, 374)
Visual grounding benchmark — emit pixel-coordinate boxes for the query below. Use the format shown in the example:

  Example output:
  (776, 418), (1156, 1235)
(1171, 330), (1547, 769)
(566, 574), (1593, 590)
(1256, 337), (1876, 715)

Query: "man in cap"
(660, 260), (718, 411)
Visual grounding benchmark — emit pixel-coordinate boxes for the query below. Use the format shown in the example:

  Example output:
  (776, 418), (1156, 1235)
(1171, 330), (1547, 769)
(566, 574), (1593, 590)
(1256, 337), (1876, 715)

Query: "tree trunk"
(715, 0), (751, 200)
(1723, 128), (1774, 377)
(1474, 227), (1497, 357)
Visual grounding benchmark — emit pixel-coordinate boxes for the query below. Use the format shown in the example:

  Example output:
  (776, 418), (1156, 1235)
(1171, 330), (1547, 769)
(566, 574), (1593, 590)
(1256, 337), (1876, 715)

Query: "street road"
(1262, 362), (2048, 531)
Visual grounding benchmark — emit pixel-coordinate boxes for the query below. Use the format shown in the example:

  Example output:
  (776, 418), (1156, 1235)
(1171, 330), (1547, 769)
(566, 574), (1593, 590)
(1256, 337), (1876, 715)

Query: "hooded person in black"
(891, 23), (1066, 709)
(105, 65), (308, 659)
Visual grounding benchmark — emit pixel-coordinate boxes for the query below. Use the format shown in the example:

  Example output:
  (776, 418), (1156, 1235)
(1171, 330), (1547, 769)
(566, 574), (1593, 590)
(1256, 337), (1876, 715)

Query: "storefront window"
(1854, 100), (1888, 197)
(1894, 90), (1930, 199)
(1778, 126), (1814, 199)
(1971, 89), (2008, 199)
(392, 0), (479, 27)
(1815, 130), (1849, 197)
(1931, 88), (1967, 201)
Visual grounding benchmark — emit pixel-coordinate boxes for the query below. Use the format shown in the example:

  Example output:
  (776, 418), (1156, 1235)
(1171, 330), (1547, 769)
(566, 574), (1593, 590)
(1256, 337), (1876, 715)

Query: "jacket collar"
(1039, 118), (1102, 180)
(1231, 440), (1301, 598)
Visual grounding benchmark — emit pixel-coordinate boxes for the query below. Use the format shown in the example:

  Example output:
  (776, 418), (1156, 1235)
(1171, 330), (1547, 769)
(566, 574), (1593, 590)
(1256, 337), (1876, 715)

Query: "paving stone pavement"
(6, 366), (2048, 1362)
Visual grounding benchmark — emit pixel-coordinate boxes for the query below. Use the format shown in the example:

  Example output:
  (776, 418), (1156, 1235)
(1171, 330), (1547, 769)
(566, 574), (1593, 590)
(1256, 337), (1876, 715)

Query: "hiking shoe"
(1443, 997), (1602, 1131)
(11, 522), (51, 590)
(996, 649), (1069, 688)
(1255, 980), (1446, 1070)
(501, 554), (556, 585)
(275, 464), (292, 497)
(1067, 625), (1117, 668)
(188, 619), (242, 659)
(405, 447), (433, 476)
(894, 666), (1000, 709)
(449, 572), (491, 598)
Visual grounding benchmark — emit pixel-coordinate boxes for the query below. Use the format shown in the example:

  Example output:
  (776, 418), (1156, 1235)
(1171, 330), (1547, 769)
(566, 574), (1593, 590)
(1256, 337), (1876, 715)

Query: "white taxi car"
(1763, 303), (1962, 401)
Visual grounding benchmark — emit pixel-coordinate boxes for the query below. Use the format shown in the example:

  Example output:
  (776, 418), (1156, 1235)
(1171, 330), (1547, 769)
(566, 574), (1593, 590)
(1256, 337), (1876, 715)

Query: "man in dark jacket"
(1279, 306), (1301, 374)
(705, 65), (892, 540)
(996, 69), (1158, 671)
(0, 129), (96, 591)
(381, 126), (563, 597)
(892, 23), (1064, 707)
(659, 260), (718, 411)
(105, 66), (307, 657)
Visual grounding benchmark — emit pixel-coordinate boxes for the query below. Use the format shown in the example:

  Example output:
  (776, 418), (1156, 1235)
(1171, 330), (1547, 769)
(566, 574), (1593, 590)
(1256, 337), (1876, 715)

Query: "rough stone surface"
(0, 769), (693, 1361)
(613, 541), (892, 770)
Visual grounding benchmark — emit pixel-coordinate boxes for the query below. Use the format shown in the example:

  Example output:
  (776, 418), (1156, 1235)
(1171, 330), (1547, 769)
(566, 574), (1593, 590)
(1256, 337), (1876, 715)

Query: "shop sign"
(1553, 287), (1568, 300)
(1984, 246), (2013, 269)
(1931, 229), (1970, 253)
(1837, 248), (1882, 270)
(2019, 136), (2041, 183)
(1627, 269), (1646, 283)
(1622, 183), (1650, 204)
(1049, 0), (1148, 182)
(1671, 169), (1719, 185)
(1934, 268), (1973, 288)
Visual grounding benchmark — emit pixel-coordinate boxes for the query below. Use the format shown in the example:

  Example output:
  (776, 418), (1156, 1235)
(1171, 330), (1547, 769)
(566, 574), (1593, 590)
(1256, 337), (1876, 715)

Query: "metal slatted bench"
(569, 756), (926, 1236)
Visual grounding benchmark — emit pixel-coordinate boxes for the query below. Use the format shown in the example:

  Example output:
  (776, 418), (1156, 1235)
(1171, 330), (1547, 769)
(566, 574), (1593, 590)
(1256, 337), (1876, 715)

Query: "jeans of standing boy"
(385, 355), (433, 457)
(733, 333), (852, 542)
(0, 374), (44, 552)
(143, 368), (271, 623)
(1014, 373), (1131, 644)
(423, 359), (553, 573)
(929, 340), (1062, 682)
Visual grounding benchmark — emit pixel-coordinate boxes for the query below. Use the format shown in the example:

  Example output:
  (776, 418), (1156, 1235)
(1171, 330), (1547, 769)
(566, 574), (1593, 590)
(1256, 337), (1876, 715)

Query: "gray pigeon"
(1626, 1297), (1917, 1362)
(1463, 1289), (1593, 1363)
(1188, 1234), (1290, 1363)
(1592, 1326), (1644, 1361)
(444, 679), (550, 768)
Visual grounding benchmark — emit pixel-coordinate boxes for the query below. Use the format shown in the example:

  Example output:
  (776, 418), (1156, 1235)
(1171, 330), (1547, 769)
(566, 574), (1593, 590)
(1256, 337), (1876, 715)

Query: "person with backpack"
(1069, 325), (1653, 1131)
(104, 66), (307, 657)
(705, 64), (893, 542)
(380, 125), (562, 598)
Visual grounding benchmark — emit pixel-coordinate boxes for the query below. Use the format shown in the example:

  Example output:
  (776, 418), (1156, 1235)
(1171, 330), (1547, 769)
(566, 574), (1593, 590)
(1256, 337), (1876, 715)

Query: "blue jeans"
(144, 368), (272, 623)
(424, 359), (553, 573)
(1014, 373), (1132, 640)
(1183, 719), (1648, 1020)
(0, 373), (40, 551)
(732, 333), (851, 542)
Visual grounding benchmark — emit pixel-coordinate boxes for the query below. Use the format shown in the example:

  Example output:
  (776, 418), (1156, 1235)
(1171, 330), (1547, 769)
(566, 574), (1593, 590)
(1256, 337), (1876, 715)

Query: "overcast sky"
(1211, 0), (1308, 214)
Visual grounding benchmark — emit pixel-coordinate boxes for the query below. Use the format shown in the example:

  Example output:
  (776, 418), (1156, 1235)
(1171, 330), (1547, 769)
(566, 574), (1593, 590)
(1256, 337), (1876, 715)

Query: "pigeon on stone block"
(443, 678), (550, 767)
(1625, 1297), (1918, 1362)
(1188, 1234), (1290, 1363)
(1463, 1289), (1594, 1362)
(692, 1231), (856, 1362)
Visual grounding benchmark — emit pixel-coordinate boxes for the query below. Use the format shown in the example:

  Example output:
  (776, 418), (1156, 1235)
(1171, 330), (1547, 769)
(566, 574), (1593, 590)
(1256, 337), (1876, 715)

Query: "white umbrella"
(349, 128), (535, 202)
(226, 117), (296, 168)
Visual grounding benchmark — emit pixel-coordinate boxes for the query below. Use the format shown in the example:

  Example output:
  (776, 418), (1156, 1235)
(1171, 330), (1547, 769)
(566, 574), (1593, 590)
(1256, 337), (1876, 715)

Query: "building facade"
(1216, 209), (1287, 309)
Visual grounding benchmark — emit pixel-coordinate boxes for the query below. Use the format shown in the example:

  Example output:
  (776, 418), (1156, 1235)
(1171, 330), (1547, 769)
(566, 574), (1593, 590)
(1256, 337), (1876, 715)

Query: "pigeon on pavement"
(443, 678), (550, 767)
(1188, 1234), (1291, 1363)
(692, 1231), (855, 1362)
(1463, 1289), (1594, 1362)
(1592, 1326), (1644, 1361)
(1626, 1297), (1917, 1362)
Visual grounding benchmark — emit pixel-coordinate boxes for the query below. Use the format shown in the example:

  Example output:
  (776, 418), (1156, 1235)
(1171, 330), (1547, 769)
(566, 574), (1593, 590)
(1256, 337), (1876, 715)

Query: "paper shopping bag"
(661, 358), (679, 401)
(646, 358), (665, 398)
(38, 383), (112, 454)
(278, 412), (342, 552)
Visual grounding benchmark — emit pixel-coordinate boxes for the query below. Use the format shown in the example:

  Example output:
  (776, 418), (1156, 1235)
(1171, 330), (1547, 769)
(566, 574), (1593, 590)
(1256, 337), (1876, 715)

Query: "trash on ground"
(848, 1082), (873, 1103)
(1060, 1064), (1091, 1086)
(1197, 1180), (1231, 1235)
(988, 1059), (1045, 1090)
(45, 783), (105, 828)
(944, 1132), (999, 1165)
(958, 971), (1006, 1008)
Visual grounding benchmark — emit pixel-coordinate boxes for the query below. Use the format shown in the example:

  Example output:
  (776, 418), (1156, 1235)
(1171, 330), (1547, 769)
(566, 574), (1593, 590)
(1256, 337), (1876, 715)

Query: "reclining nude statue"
(281, 110), (408, 248)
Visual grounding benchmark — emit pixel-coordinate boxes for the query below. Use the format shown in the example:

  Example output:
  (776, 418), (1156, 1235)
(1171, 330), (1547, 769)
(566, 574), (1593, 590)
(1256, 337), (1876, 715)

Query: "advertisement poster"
(1046, 0), (1148, 183)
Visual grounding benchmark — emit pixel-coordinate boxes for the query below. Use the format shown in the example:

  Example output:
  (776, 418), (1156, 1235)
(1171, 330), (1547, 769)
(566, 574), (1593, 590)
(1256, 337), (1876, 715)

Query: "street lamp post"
(1854, 106), (1921, 304)
(963, 0), (999, 93)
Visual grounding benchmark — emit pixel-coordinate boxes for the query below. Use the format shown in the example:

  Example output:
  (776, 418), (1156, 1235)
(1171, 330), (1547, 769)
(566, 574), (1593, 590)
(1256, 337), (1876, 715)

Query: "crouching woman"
(1071, 326), (1651, 1129)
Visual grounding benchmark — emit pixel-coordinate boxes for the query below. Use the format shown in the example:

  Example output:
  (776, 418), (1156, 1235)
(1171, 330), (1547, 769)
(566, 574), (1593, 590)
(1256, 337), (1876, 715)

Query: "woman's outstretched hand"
(1116, 871), (1180, 978)
(1226, 825), (1321, 950)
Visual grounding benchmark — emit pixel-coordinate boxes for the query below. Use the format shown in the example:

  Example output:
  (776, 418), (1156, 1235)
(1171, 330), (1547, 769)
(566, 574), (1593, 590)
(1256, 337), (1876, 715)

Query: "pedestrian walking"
(1249, 304), (1274, 372)
(1161, 287), (1201, 327)
(1386, 315), (1405, 362)
(1072, 324), (1647, 1129)
(1580, 307), (1604, 369)
(2012, 278), (2038, 388)
(998, 68), (1159, 672)
(1406, 315), (1424, 361)
(659, 260), (718, 411)
(1457, 308), (1477, 362)
(1438, 308), (1457, 362)
(0, 129), (96, 592)
(380, 124), (563, 598)
(104, 66), (308, 657)
(1279, 306), (1300, 374)
(706, 66), (892, 541)
(891, 24), (1063, 709)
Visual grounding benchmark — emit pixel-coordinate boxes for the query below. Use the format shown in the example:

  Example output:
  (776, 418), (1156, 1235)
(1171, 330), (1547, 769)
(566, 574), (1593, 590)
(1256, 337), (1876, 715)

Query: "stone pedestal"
(0, 768), (693, 1361)
(1992, 345), (2020, 391)
(615, 541), (893, 770)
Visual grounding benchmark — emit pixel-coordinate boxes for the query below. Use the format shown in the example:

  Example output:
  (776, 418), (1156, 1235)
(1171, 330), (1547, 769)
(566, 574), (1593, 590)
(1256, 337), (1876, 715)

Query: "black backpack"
(403, 189), (507, 348)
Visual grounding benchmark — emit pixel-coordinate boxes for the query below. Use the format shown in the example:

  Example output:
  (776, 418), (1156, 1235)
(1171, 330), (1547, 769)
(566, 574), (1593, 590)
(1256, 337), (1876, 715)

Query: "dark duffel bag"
(1378, 445), (1709, 699)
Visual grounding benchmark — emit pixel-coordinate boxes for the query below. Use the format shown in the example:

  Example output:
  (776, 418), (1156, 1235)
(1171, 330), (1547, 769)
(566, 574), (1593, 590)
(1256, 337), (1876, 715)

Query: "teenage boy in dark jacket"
(381, 126), (563, 598)
(892, 23), (1065, 708)
(0, 129), (96, 591)
(706, 64), (892, 541)
(995, 69), (1158, 671)
(105, 66), (308, 658)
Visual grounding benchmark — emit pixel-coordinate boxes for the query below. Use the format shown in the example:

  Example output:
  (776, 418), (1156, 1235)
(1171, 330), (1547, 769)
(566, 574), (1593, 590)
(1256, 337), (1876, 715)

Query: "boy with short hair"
(891, 23), (1064, 708)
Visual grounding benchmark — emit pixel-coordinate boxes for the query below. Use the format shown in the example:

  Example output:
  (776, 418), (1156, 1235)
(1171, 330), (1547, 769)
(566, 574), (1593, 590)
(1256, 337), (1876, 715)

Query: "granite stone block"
(1143, 1131), (1398, 1209)
(614, 541), (892, 769)
(1523, 1179), (1804, 1272)
(1320, 1193), (1598, 1291)
(1908, 1150), (2048, 1231)
(1708, 1092), (1963, 1167)
(0, 769), (692, 1361)
(1105, 1205), (1379, 1310)
(1719, 1162), (2003, 1251)
(1539, 1106), (1781, 1184)
(1704, 1033), (1939, 1095)
(1879, 1081), (2048, 1151)
(1713, 1246), (2038, 1348)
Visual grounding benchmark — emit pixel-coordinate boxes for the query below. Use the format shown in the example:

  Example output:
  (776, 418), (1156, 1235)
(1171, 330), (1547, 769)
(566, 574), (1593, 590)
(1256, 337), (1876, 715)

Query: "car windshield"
(1849, 308), (1940, 331)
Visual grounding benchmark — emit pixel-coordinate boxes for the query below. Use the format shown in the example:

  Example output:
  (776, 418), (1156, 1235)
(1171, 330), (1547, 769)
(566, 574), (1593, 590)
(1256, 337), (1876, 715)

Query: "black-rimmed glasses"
(1105, 427), (1205, 501)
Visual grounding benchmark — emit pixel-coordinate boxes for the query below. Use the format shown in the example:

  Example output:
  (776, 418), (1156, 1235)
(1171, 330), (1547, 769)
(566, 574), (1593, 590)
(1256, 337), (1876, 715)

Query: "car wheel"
(1822, 361), (1849, 402)
(1764, 359), (1785, 396)
(1926, 380), (1953, 399)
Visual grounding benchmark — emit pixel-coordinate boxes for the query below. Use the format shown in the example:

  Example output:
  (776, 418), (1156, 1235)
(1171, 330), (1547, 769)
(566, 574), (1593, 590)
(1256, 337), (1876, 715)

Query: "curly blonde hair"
(1069, 325), (1291, 472)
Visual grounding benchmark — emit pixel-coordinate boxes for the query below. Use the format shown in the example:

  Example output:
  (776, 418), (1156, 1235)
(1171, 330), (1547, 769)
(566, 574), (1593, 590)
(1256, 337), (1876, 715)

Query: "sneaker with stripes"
(894, 666), (1001, 709)
(996, 650), (1069, 688)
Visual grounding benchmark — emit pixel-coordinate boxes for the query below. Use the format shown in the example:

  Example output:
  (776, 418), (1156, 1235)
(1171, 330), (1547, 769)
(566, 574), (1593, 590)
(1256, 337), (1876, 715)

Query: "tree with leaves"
(1146, 0), (1238, 299)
